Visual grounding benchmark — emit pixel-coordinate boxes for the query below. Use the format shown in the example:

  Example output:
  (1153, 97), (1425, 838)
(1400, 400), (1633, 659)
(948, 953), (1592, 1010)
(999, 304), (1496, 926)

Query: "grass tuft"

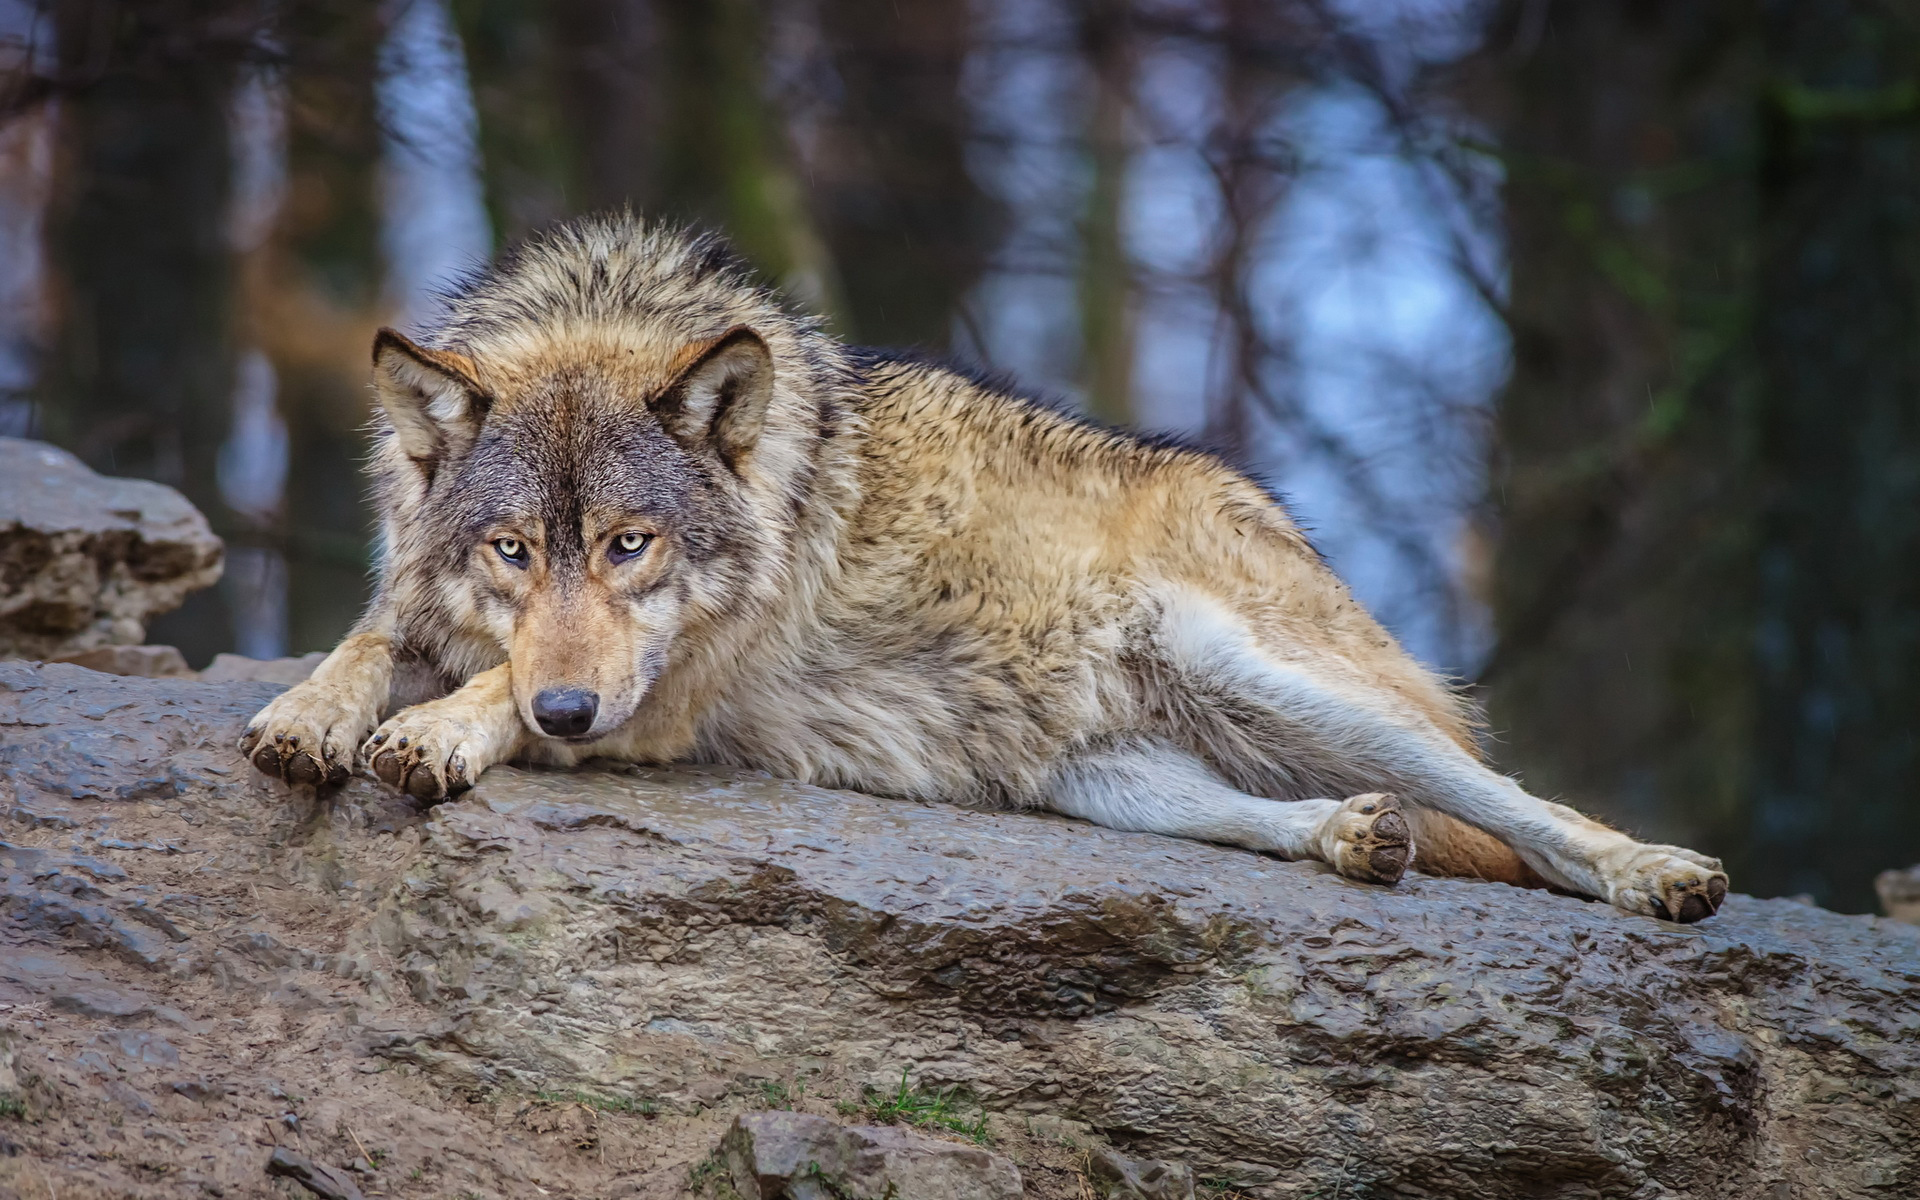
(688, 1148), (745, 1199)
(854, 1068), (992, 1145)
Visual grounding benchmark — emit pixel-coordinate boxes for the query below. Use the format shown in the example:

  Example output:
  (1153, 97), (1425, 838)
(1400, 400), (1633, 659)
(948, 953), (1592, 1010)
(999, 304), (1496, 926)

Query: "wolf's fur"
(242, 214), (1729, 923)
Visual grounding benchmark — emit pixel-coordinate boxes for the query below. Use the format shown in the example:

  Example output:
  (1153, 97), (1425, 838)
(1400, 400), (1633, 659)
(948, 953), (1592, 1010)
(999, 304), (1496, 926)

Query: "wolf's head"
(371, 311), (802, 743)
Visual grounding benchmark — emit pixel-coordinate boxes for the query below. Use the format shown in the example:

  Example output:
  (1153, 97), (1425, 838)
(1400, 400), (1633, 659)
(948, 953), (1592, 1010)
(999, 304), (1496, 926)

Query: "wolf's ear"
(651, 325), (773, 467)
(371, 328), (491, 467)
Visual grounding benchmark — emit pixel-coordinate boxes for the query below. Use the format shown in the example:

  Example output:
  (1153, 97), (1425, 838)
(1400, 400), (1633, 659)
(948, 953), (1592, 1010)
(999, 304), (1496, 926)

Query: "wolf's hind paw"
(1609, 851), (1729, 923)
(1320, 793), (1414, 886)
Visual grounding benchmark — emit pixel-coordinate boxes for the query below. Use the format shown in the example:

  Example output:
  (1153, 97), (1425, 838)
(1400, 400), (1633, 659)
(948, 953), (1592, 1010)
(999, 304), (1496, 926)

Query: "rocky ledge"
(0, 439), (224, 660)
(0, 660), (1916, 1198)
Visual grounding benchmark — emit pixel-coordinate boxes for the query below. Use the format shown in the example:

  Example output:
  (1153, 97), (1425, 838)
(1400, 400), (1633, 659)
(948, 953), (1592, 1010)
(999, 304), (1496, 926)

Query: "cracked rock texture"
(0, 660), (1917, 1198)
(721, 1111), (1023, 1199)
(0, 438), (223, 659)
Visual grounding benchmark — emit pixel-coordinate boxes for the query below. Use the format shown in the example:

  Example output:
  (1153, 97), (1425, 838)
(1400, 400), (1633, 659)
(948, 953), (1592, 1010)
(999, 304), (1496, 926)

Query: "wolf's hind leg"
(241, 631), (394, 787)
(1158, 591), (1729, 921)
(1404, 809), (1546, 887)
(365, 664), (525, 801)
(1043, 737), (1415, 885)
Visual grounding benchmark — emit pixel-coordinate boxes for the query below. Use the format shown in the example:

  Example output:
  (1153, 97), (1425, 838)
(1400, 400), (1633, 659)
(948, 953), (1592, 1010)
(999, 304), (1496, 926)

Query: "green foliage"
(687, 1148), (744, 1200)
(853, 1068), (992, 1146)
(0, 1092), (26, 1120)
(804, 1157), (896, 1200)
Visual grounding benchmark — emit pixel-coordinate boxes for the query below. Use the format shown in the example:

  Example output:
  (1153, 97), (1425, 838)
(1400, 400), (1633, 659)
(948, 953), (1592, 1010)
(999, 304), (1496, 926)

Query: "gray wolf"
(240, 214), (1728, 923)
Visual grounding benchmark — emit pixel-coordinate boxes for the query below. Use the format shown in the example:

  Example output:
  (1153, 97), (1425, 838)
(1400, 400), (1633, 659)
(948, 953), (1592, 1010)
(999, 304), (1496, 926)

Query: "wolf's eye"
(609, 531), (653, 563)
(493, 537), (528, 567)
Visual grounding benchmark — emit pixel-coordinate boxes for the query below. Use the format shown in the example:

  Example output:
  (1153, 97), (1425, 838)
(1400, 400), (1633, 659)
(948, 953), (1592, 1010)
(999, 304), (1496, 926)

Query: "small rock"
(1877, 865), (1920, 925)
(49, 986), (158, 1021)
(50, 643), (193, 678)
(169, 1078), (224, 1101)
(721, 1111), (1023, 1200)
(103, 1029), (179, 1067)
(1026, 1113), (1092, 1148)
(198, 651), (326, 685)
(1088, 1144), (1196, 1200)
(265, 1147), (366, 1200)
(0, 437), (222, 659)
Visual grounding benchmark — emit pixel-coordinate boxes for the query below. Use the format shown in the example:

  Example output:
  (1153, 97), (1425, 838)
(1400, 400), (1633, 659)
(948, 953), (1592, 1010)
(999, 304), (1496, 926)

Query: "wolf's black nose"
(532, 688), (599, 738)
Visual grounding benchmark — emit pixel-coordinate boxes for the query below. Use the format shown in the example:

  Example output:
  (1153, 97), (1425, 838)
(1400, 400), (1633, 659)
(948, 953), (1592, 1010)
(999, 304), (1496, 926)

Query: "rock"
(1087, 1145), (1194, 1200)
(0, 438), (222, 659)
(199, 650), (326, 685)
(265, 1147), (367, 1200)
(0, 1028), (18, 1095)
(721, 1111), (1023, 1200)
(1878, 865), (1920, 925)
(49, 643), (194, 678)
(0, 660), (1917, 1199)
(169, 1077), (225, 1101)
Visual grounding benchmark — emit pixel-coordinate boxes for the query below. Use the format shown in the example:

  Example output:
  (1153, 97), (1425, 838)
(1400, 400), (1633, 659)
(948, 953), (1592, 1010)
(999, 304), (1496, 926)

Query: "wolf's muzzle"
(533, 687), (599, 738)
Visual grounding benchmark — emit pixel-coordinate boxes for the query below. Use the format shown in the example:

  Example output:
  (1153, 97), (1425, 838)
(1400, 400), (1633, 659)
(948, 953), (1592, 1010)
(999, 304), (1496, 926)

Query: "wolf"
(240, 214), (1728, 923)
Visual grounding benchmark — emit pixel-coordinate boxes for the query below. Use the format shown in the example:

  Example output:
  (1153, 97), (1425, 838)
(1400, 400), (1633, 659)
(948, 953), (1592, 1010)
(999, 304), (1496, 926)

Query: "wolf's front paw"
(1318, 793), (1414, 885)
(239, 684), (375, 787)
(364, 707), (486, 802)
(1607, 848), (1729, 923)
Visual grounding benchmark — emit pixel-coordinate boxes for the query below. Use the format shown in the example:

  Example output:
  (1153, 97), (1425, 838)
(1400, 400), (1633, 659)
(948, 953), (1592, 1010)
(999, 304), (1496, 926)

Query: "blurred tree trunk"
(1748, 3), (1920, 904)
(447, 0), (580, 242)
(1202, 0), (1299, 453)
(39, 0), (252, 664)
(1074, 0), (1136, 426)
(1482, 0), (1763, 870)
(810, 0), (996, 349)
(452, 0), (837, 317)
(1480, 0), (1920, 910)
(250, 1), (387, 655)
(649, 0), (838, 314)
(450, 0), (654, 243)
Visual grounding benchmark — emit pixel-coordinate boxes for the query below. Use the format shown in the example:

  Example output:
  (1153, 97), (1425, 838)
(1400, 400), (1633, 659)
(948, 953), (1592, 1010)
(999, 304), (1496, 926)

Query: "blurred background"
(1, 0), (1915, 911)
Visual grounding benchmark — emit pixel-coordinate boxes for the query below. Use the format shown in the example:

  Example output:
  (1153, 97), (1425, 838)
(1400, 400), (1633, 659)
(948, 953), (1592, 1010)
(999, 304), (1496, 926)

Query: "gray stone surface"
(1087, 1145), (1195, 1200)
(722, 1111), (1023, 1199)
(0, 438), (222, 658)
(0, 660), (1918, 1198)
(50, 642), (195, 678)
(267, 1146), (369, 1200)
(199, 649), (326, 684)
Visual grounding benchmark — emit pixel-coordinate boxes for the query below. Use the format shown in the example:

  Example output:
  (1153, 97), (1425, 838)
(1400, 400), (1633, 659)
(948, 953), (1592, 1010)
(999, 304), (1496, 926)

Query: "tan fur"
(241, 215), (1726, 923)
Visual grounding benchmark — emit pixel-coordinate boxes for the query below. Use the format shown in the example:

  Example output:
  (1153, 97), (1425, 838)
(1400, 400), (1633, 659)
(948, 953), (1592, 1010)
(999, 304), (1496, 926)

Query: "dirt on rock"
(1, 660), (1918, 1199)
